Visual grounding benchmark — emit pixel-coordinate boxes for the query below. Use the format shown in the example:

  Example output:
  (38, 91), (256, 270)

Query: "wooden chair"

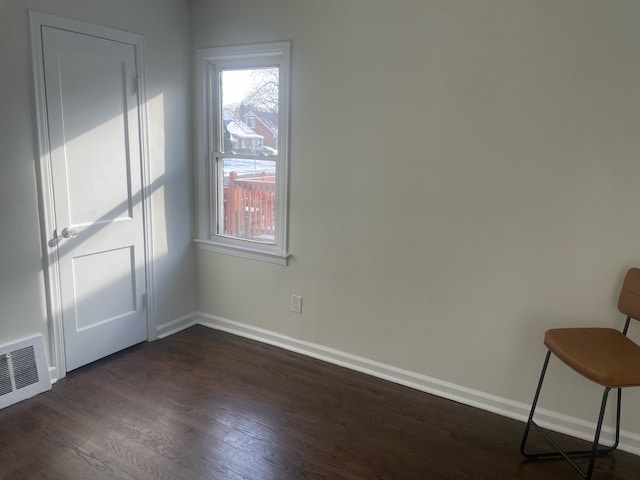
(520, 268), (640, 479)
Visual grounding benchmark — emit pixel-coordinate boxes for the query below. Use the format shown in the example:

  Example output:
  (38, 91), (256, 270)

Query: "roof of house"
(223, 109), (263, 140)
(246, 110), (278, 136)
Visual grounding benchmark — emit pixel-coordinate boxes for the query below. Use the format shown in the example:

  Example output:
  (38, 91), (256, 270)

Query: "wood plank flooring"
(1, 325), (639, 479)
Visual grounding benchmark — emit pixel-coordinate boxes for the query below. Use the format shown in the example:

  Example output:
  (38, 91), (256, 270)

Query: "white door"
(40, 26), (148, 371)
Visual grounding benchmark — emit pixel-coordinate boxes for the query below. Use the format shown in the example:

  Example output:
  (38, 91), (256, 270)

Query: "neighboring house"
(223, 109), (264, 155)
(244, 110), (278, 150)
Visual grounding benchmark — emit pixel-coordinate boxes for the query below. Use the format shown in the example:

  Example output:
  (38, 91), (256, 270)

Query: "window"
(195, 42), (290, 265)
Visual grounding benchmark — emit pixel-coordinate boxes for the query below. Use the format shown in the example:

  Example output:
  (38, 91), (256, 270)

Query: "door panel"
(73, 247), (137, 331)
(60, 51), (133, 225)
(41, 26), (147, 371)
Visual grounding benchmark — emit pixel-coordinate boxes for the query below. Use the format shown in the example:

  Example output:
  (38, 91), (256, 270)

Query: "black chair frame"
(520, 316), (631, 480)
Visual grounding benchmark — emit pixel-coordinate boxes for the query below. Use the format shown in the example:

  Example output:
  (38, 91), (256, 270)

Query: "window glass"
(220, 158), (276, 242)
(217, 67), (280, 244)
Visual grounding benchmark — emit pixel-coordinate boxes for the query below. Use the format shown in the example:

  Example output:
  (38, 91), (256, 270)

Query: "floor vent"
(0, 335), (51, 410)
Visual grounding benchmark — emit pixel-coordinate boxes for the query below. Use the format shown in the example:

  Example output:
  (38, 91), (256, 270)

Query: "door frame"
(30, 11), (156, 380)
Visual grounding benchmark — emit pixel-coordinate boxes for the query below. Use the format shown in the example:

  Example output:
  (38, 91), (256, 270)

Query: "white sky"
(221, 70), (254, 106)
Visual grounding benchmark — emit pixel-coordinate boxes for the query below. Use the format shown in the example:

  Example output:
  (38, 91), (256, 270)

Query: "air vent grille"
(0, 335), (51, 409)
(0, 355), (11, 396)
(12, 346), (39, 390)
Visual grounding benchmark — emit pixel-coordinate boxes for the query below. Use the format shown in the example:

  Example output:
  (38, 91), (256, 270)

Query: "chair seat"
(545, 328), (640, 388)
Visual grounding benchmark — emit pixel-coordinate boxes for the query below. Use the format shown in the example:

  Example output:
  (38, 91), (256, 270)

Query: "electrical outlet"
(291, 294), (303, 314)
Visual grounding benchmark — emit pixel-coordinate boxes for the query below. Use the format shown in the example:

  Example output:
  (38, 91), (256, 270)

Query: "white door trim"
(30, 11), (156, 378)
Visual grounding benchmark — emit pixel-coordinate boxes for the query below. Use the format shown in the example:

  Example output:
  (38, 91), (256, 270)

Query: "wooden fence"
(223, 171), (276, 239)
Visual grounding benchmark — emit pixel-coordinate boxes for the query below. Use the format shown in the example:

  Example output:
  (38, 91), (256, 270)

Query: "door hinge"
(142, 293), (149, 310)
(133, 76), (139, 95)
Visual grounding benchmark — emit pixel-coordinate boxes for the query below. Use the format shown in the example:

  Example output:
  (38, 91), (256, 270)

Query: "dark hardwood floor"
(1, 325), (639, 479)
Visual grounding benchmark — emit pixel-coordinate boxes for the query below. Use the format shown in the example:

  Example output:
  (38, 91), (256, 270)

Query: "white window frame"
(195, 42), (291, 265)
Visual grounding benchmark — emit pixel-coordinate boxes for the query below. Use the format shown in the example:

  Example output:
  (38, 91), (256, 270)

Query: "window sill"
(194, 239), (290, 266)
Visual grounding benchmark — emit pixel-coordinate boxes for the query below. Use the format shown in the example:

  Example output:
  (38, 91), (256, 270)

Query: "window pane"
(220, 158), (276, 243)
(220, 68), (279, 155)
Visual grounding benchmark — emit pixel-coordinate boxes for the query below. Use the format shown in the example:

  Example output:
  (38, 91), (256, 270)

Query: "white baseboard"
(191, 312), (640, 457)
(156, 312), (198, 339)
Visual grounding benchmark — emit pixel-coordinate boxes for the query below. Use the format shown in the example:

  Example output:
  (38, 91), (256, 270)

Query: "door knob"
(61, 227), (78, 239)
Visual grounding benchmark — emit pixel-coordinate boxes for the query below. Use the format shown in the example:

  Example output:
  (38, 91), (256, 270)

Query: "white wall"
(192, 0), (640, 431)
(0, 0), (196, 362)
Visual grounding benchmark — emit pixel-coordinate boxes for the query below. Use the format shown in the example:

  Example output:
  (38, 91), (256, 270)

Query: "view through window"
(219, 67), (279, 242)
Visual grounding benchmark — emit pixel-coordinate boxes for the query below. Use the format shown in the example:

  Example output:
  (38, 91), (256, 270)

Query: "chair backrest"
(618, 268), (640, 320)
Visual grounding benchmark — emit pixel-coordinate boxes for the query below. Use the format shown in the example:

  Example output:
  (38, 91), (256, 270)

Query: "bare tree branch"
(241, 68), (279, 113)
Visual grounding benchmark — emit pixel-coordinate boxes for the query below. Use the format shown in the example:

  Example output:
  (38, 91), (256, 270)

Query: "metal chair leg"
(585, 388), (612, 479)
(520, 351), (551, 457)
(521, 352), (621, 480)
